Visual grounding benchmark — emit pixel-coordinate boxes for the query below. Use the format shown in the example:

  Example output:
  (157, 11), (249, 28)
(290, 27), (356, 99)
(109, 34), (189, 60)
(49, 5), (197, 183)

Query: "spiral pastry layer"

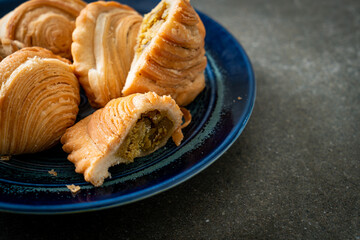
(0, 47), (80, 155)
(122, 0), (207, 106)
(72, 1), (143, 108)
(0, 0), (86, 59)
(61, 92), (184, 186)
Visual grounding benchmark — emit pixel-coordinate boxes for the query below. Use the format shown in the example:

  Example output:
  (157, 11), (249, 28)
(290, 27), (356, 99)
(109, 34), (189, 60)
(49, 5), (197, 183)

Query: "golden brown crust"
(0, 0), (86, 59)
(0, 47), (70, 86)
(0, 47), (80, 155)
(61, 92), (184, 186)
(122, 0), (207, 106)
(72, 1), (142, 108)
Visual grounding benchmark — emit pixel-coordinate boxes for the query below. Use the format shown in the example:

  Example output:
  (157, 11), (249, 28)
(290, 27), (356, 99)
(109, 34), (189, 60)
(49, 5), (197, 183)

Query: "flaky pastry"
(0, 0), (86, 59)
(72, 1), (143, 108)
(0, 47), (80, 155)
(61, 92), (185, 186)
(122, 0), (207, 106)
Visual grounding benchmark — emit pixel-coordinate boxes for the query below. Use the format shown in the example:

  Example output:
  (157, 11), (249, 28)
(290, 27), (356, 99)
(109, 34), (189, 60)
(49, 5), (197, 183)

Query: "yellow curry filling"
(137, 2), (169, 53)
(117, 110), (174, 161)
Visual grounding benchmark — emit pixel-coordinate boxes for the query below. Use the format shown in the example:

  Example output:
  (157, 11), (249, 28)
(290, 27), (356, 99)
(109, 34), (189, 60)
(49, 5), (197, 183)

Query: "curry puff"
(0, 47), (80, 155)
(72, 1), (142, 108)
(61, 92), (186, 186)
(0, 0), (86, 59)
(122, 0), (207, 106)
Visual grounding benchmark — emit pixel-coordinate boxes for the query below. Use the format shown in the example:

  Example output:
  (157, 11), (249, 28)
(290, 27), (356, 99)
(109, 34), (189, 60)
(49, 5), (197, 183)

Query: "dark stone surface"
(0, 0), (359, 239)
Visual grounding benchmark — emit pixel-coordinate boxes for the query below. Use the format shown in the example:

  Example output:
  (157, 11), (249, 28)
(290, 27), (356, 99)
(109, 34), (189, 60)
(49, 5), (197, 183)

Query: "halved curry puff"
(122, 0), (207, 106)
(61, 92), (186, 186)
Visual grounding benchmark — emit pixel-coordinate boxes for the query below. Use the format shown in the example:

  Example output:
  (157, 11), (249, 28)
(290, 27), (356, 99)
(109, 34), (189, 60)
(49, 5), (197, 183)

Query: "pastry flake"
(0, 38), (24, 61)
(72, 1), (143, 108)
(61, 92), (184, 186)
(0, 155), (10, 161)
(66, 184), (81, 193)
(0, 0), (86, 59)
(0, 47), (80, 155)
(122, 0), (207, 106)
(48, 169), (58, 176)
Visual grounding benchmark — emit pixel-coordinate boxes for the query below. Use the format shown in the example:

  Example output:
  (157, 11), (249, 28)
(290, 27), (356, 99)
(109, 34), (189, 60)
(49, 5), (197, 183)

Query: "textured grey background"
(1, 0), (359, 239)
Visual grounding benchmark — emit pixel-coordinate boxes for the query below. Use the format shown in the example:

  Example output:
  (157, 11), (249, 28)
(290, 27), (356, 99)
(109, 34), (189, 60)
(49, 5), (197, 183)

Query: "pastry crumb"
(0, 156), (10, 161)
(66, 184), (81, 193)
(237, 96), (242, 100)
(48, 169), (57, 176)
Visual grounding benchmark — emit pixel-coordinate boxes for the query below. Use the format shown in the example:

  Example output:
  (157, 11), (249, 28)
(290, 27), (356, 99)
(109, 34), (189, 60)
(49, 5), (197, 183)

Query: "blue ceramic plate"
(0, 0), (255, 214)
